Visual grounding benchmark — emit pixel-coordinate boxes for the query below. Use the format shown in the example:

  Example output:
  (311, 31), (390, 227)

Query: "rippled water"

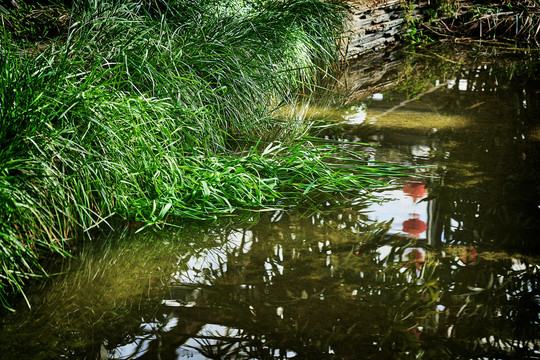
(1, 45), (539, 359)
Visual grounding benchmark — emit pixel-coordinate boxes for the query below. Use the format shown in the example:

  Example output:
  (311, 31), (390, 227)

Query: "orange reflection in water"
(402, 214), (427, 238)
(403, 182), (427, 202)
(460, 246), (478, 265)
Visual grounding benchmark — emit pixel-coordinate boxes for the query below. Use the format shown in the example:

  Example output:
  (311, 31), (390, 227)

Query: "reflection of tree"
(140, 212), (441, 359)
(123, 210), (536, 359)
(337, 47), (540, 256)
(335, 50), (540, 357)
(172, 212), (538, 359)
(431, 255), (539, 359)
(425, 60), (540, 255)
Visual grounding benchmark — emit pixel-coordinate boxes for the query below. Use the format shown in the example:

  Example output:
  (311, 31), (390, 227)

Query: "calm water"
(1, 45), (539, 359)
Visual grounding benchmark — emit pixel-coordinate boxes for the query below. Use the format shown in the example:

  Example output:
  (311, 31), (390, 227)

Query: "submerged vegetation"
(0, 0), (412, 309)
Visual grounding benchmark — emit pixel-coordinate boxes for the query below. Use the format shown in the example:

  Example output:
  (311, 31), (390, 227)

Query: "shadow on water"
(1, 44), (539, 359)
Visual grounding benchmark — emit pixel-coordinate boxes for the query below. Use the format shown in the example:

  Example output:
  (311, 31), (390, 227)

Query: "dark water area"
(1, 45), (539, 359)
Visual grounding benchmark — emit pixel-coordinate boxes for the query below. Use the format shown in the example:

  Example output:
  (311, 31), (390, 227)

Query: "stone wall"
(344, 0), (429, 58)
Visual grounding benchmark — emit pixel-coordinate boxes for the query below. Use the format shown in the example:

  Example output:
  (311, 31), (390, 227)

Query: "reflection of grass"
(194, 221), (443, 358)
(394, 50), (461, 99)
(2, 210), (537, 358)
(472, 251), (539, 264)
(193, 216), (538, 358)
(441, 245), (540, 268)
(0, 224), (216, 357)
(273, 102), (353, 124)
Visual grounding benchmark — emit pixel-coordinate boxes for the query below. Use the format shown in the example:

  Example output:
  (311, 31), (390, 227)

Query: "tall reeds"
(0, 0), (407, 310)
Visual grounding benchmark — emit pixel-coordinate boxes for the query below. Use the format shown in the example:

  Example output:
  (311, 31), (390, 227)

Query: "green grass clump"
(0, 0), (408, 310)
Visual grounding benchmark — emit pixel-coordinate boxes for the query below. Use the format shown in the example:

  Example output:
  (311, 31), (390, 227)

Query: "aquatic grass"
(41, 136), (407, 223)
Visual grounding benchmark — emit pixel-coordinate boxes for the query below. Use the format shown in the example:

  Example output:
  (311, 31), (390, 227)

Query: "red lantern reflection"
(403, 182), (427, 202)
(404, 248), (425, 270)
(402, 213), (427, 238)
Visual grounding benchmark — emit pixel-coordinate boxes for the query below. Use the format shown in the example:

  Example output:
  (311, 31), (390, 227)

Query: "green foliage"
(0, 2), (71, 42)
(431, 0), (458, 18)
(421, 0), (540, 43)
(401, 0), (434, 45)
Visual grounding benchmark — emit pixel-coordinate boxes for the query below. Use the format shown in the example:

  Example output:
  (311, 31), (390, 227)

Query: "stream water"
(1, 45), (539, 359)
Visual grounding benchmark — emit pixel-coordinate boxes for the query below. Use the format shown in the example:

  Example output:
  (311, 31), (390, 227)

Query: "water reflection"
(326, 46), (540, 256)
(402, 214), (427, 238)
(402, 182), (427, 203)
(0, 207), (538, 359)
